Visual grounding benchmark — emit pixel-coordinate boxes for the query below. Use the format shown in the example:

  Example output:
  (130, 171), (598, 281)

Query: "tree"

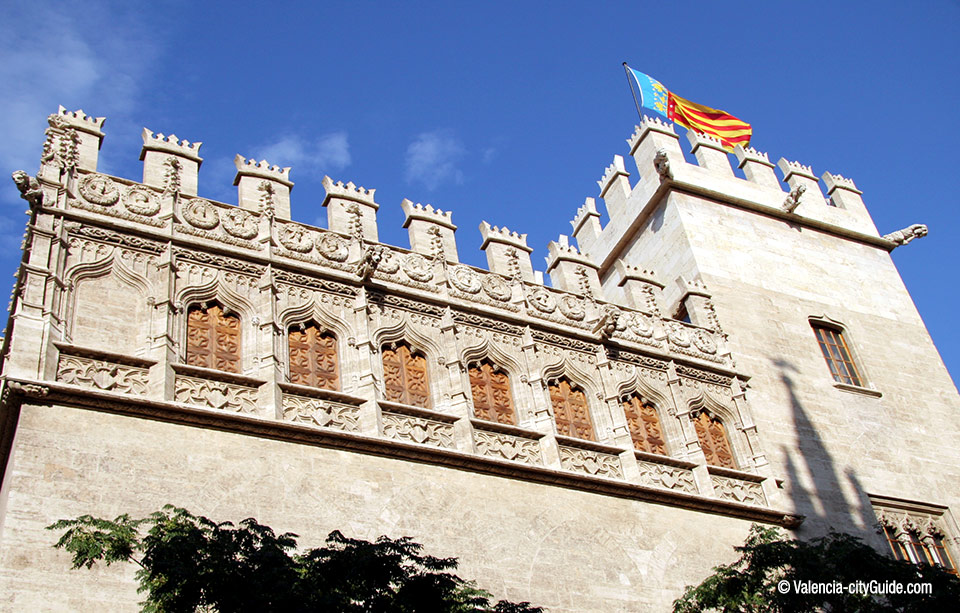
(49, 506), (542, 613)
(673, 525), (960, 613)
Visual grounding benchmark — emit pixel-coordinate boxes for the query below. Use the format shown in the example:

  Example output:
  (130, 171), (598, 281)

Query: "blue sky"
(1, 0), (958, 385)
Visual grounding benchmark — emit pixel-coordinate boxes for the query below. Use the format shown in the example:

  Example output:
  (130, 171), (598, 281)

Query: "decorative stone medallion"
(558, 295), (586, 321)
(182, 198), (220, 230)
(449, 265), (481, 294)
(529, 288), (557, 313)
(402, 253), (434, 282)
(79, 174), (120, 206)
(629, 313), (654, 337)
(667, 322), (691, 347)
(691, 329), (718, 354)
(278, 224), (314, 253)
(122, 185), (160, 216)
(316, 232), (350, 262)
(482, 274), (512, 302)
(222, 208), (258, 239)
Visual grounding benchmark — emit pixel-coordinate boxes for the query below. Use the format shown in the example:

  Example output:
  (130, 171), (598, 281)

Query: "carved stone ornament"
(449, 265), (482, 294)
(381, 412), (454, 448)
(711, 475), (766, 506)
(667, 322), (691, 348)
(529, 288), (557, 313)
(781, 184), (806, 213)
(221, 208), (258, 239)
(481, 274), (512, 302)
(316, 232), (350, 262)
(402, 253), (434, 282)
(558, 295), (586, 321)
(884, 223), (928, 247)
(79, 174), (120, 206)
(637, 461), (697, 493)
(691, 329), (718, 355)
(278, 223), (314, 253)
(174, 375), (257, 413)
(182, 198), (221, 230)
(628, 312), (654, 337)
(357, 245), (385, 280)
(559, 446), (623, 479)
(57, 355), (149, 395)
(122, 185), (160, 216)
(474, 430), (542, 465)
(11, 171), (43, 208)
(654, 149), (672, 180)
(282, 394), (359, 431)
(377, 250), (401, 274)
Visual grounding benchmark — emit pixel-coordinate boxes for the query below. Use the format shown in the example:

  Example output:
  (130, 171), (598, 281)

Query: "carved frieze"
(636, 460), (697, 493)
(367, 292), (444, 318)
(381, 411), (454, 449)
(66, 224), (166, 254)
(711, 474), (766, 506)
(474, 430), (542, 465)
(558, 445), (623, 479)
(531, 330), (596, 355)
(282, 393), (359, 431)
(274, 269), (357, 297)
(173, 247), (265, 276)
(452, 311), (523, 336)
(676, 365), (733, 388)
(174, 375), (258, 414)
(56, 355), (149, 395)
(182, 198), (220, 230)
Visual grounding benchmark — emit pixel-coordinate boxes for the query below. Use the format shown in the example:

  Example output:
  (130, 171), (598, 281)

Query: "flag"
(626, 66), (752, 151)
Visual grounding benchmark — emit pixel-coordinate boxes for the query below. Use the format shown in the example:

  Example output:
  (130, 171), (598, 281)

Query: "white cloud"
(0, 1), (155, 206)
(251, 132), (351, 179)
(404, 130), (465, 191)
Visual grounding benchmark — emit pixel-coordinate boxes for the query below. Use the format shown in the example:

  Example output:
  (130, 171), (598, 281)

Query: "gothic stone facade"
(0, 108), (958, 611)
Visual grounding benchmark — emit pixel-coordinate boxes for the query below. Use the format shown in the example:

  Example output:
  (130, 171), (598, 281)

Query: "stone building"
(0, 107), (957, 611)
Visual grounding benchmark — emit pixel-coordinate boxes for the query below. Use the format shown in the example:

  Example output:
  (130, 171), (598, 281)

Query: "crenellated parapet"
(140, 128), (203, 196)
(479, 221), (534, 282)
(401, 199), (458, 262)
(322, 176), (379, 242)
(686, 131), (732, 176)
(570, 197), (602, 255)
(545, 236), (602, 298)
(40, 107), (106, 178)
(234, 156), (293, 220)
(776, 158), (823, 211)
(615, 262), (665, 317)
(733, 146), (780, 189)
(626, 116), (683, 187)
(597, 155), (632, 217)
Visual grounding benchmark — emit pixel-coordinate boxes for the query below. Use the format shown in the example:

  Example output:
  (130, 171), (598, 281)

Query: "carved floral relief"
(381, 412), (454, 449)
(558, 446), (623, 479)
(56, 355), (149, 395)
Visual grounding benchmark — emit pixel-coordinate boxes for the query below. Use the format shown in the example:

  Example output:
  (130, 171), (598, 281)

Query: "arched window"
(382, 342), (430, 408)
(288, 323), (339, 391)
(692, 411), (736, 469)
(186, 303), (240, 373)
(622, 394), (666, 454)
(549, 378), (594, 440)
(469, 360), (515, 425)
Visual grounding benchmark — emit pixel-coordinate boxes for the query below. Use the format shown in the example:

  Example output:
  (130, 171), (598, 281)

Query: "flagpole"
(622, 62), (644, 121)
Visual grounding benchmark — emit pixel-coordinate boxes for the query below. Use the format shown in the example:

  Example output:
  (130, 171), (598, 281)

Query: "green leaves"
(673, 525), (960, 613)
(49, 506), (543, 612)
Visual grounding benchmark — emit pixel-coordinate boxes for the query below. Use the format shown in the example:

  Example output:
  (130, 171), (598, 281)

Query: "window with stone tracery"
(622, 393), (667, 455)
(288, 323), (339, 391)
(186, 303), (240, 373)
(692, 411), (736, 469)
(469, 360), (515, 425)
(549, 378), (594, 440)
(381, 342), (430, 408)
(873, 497), (958, 574)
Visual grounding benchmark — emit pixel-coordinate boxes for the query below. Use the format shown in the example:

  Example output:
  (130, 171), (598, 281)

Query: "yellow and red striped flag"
(667, 93), (751, 151)
(626, 66), (752, 151)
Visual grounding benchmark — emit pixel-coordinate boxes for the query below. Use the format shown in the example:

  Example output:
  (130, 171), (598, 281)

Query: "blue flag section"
(627, 67), (669, 117)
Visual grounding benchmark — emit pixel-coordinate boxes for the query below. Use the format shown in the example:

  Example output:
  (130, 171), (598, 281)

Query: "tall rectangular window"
(186, 304), (240, 373)
(382, 343), (430, 408)
(812, 323), (863, 386)
(288, 324), (339, 391)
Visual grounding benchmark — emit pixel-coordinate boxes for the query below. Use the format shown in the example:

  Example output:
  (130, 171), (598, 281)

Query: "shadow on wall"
(772, 358), (881, 546)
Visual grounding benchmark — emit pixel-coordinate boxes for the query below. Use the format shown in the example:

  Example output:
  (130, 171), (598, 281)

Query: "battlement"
(233, 155), (293, 186)
(55, 106), (106, 135)
(321, 176), (377, 206)
(401, 199), (458, 262)
(140, 128), (203, 162)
